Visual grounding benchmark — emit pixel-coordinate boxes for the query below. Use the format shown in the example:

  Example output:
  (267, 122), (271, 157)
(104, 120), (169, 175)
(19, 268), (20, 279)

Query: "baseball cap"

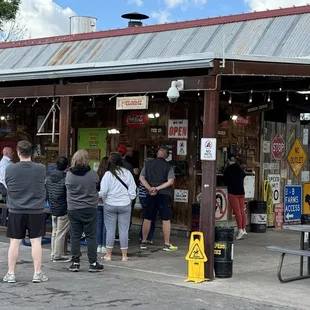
(117, 145), (127, 155)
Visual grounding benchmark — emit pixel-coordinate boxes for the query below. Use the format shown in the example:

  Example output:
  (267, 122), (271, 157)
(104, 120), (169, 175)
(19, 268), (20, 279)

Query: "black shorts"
(7, 213), (46, 239)
(144, 194), (172, 221)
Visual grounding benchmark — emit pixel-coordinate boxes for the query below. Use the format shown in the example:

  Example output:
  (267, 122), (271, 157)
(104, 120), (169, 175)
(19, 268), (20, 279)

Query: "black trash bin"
(249, 200), (267, 233)
(301, 214), (310, 224)
(214, 227), (234, 278)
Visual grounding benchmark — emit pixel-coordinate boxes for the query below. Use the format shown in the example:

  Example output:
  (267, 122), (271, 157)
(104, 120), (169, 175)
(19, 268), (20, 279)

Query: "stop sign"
(272, 135), (285, 160)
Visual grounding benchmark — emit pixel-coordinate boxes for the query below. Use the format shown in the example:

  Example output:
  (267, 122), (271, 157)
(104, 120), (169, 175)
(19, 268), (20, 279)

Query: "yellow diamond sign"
(287, 139), (307, 176)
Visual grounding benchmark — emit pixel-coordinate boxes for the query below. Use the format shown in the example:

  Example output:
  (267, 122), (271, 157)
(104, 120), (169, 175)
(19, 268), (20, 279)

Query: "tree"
(0, 12), (28, 41)
(0, 0), (20, 31)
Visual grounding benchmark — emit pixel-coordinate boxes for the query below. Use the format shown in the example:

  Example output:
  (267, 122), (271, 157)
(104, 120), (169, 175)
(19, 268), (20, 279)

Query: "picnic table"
(266, 225), (310, 283)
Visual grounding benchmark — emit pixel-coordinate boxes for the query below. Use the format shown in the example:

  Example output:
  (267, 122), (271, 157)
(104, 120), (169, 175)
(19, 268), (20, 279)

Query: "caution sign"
(185, 232), (208, 284)
(215, 188), (228, 221)
(287, 139), (307, 177)
(303, 183), (310, 215)
(187, 242), (207, 260)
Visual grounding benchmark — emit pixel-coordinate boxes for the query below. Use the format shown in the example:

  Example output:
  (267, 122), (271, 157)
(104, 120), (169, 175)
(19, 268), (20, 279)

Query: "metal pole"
(200, 78), (220, 280)
(37, 105), (53, 133)
(52, 105), (56, 143)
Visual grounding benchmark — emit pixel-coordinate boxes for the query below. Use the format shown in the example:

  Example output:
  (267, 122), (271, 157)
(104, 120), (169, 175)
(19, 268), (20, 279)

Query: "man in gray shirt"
(139, 146), (178, 252)
(3, 140), (48, 284)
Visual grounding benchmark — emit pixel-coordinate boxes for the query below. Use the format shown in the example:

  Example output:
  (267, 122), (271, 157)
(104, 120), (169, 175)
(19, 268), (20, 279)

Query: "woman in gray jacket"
(66, 150), (104, 273)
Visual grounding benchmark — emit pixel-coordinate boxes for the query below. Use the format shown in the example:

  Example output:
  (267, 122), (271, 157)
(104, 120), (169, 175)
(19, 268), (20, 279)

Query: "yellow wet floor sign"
(185, 232), (208, 283)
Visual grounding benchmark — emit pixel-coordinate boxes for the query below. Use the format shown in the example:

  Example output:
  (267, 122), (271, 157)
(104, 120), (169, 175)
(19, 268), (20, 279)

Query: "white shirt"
(99, 168), (136, 206)
(0, 156), (11, 189)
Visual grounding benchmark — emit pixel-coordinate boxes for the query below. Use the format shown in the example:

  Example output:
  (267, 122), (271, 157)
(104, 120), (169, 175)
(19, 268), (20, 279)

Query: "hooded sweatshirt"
(46, 170), (67, 217)
(65, 165), (99, 211)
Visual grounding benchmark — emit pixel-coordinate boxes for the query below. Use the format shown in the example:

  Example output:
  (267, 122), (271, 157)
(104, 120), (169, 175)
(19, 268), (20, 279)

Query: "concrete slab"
(0, 229), (308, 309)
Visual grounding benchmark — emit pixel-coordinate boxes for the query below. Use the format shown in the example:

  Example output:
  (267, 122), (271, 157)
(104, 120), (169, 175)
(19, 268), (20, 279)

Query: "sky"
(2, 0), (310, 39)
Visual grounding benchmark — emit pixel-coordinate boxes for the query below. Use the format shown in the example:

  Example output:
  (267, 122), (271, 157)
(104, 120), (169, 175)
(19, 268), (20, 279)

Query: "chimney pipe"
(121, 12), (149, 28)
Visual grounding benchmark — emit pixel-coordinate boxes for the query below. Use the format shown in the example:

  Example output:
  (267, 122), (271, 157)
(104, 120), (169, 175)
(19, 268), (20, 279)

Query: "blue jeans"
(97, 206), (106, 247)
(139, 196), (156, 241)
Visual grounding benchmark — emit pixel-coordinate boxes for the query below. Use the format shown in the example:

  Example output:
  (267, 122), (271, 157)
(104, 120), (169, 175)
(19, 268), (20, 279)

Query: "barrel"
(249, 200), (267, 233)
(214, 227), (234, 278)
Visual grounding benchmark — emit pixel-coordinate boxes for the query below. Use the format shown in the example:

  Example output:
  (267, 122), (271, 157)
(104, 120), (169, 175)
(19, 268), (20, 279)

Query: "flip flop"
(102, 256), (112, 261)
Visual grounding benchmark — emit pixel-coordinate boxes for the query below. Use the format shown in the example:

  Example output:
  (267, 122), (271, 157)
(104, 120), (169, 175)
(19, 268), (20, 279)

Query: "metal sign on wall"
(272, 135), (285, 160)
(302, 183), (310, 215)
(287, 139), (307, 177)
(284, 185), (302, 222)
(116, 96), (149, 110)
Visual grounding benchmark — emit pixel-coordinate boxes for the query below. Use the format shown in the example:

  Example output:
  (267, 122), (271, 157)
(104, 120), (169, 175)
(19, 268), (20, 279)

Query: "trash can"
(301, 214), (310, 224)
(249, 200), (267, 233)
(214, 227), (234, 278)
(191, 204), (200, 232)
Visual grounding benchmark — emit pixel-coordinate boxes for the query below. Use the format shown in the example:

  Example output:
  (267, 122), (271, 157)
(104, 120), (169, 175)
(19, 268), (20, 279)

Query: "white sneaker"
(97, 246), (101, 253)
(101, 246), (107, 254)
(3, 273), (16, 283)
(236, 231), (245, 240)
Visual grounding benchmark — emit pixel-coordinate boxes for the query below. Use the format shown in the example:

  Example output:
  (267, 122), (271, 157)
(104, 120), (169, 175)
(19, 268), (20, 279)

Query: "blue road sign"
(284, 185), (302, 222)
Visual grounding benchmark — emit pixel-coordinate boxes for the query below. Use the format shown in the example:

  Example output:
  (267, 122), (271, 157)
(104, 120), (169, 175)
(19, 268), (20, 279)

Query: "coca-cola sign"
(125, 112), (147, 128)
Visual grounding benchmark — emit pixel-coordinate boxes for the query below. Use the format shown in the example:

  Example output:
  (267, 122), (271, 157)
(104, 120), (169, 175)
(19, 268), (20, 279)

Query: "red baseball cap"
(117, 145), (127, 155)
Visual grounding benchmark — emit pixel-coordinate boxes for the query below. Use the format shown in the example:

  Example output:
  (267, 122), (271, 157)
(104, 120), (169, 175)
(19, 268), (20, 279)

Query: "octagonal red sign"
(272, 135), (285, 160)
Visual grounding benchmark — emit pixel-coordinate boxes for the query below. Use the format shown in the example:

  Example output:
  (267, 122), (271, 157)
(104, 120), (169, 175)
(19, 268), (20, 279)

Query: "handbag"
(115, 175), (128, 190)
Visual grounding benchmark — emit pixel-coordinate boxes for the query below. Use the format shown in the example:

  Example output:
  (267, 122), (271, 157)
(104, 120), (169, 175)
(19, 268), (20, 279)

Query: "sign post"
(284, 185), (302, 222)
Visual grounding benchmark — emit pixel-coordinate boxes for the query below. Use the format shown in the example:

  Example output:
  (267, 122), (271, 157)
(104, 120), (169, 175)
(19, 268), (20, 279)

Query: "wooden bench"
(266, 246), (310, 283)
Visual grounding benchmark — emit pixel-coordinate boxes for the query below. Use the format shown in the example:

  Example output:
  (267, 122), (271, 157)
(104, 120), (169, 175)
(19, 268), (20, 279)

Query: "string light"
(197, 92), (200, 96)
(267, 91), (271, 102)
(306, 95), (309, 101)
(3, 99), (5, 104)
(89, 97), (92, 102)
(249, 90), (253, 103)
(286, 92), (290, 102)
(228, 94), (232, 104)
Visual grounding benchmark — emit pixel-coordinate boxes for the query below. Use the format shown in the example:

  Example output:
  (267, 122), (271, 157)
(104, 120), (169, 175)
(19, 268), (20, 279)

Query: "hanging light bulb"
(197, 92), (200, 97)
(306, 95), (309, 101)
(19, 99), (22, 103)
(267, 91), (271, 102)
(249, 92), (253, 103)
(89, 97), (92, 102)
(279, 87), (282, 91)
(228, 94), (232, 104)
(223, 91), (226, 95)
(151, 95), (154, 99)
(3, 99), (5, 103)
(286, 92), (290, 102)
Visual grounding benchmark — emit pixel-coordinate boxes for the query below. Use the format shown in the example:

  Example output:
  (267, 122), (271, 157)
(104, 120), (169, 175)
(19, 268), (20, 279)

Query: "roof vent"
(121, 12), (149, 27)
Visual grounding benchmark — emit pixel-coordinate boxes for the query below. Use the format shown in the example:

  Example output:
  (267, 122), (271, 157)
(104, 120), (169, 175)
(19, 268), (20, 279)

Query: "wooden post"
(59, 96), (71, 158)
(200, 76), (220, 280)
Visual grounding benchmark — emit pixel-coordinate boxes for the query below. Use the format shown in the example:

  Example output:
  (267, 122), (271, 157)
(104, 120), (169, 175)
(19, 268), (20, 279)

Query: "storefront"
(1, 5), (310, 278)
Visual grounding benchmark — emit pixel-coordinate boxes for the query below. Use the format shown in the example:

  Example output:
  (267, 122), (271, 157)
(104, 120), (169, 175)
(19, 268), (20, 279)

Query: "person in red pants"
(224, 154), (247, 240)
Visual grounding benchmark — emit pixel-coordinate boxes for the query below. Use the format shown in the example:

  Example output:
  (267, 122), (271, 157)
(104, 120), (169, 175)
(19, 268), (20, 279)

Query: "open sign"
(168, 119), (188, 139)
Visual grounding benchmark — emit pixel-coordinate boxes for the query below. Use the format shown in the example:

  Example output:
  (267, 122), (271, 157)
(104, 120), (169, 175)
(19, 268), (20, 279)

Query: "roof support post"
(59, 96), (71, 158)
(201, 76), (220, 281)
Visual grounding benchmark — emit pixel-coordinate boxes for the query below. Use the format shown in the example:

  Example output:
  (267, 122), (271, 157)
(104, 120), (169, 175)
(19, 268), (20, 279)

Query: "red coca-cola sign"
(125, 112), (147, 128)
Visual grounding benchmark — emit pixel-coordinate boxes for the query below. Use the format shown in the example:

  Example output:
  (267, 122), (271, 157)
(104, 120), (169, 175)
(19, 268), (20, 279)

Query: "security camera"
(167, 80), (184, 103)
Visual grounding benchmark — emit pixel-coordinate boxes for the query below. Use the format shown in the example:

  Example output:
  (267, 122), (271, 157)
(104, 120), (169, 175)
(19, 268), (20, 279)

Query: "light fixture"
(155, 113), (160, 118)
(151, 95), (154, 99)
(279, 87), (282, 91)
(89, 97), (92, 102)
(148, 113), (155, 119)
(223, 91), (226, 95)
(197, 92), (200, 96)
(3, 99), (5, 103)
(267, 91), (271, 102)
(286, 92), (290, 102)
(231, 115), (238, 121)
(108, 129), (120, 134)
(19, 99), (22, 103)
(0, 116), (5, 121)
(306, 95), (309, 101)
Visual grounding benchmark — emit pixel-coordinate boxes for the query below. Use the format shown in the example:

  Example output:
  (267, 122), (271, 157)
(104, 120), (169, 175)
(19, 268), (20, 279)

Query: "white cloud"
(164, 0), (207, 10)
(151, 10), (171, 23)
(245, 0), (309, 11)
(14, 0), (76, 39)
(128, 0), (144, 6)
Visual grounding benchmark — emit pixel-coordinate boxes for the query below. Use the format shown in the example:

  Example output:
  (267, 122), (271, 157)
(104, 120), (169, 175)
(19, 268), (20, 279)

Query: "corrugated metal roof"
(1, 8), (310, 80)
